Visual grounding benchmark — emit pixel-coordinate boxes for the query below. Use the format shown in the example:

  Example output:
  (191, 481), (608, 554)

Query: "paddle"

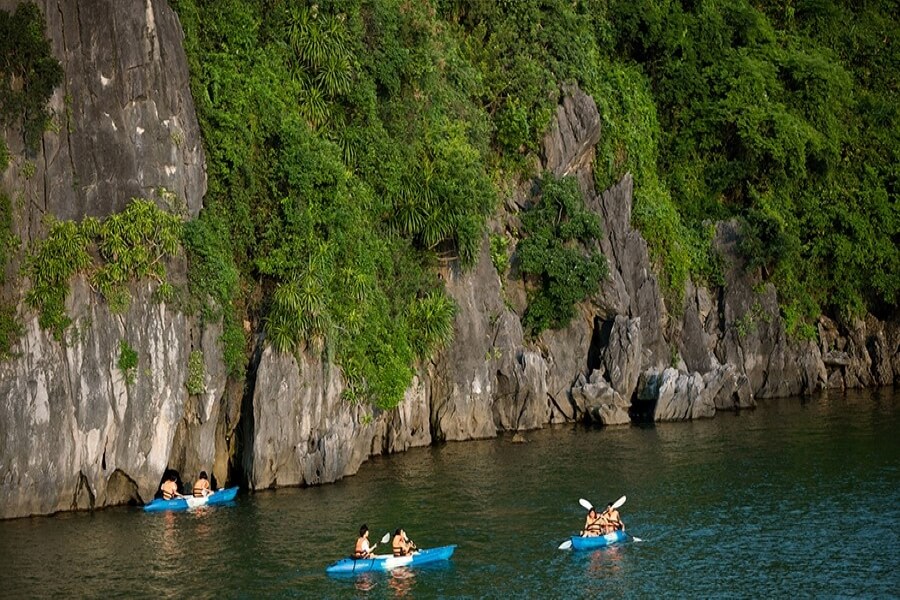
(580, 495), (626, 513)
(370, 532), (391, 552)
(558, 495), (631, 550)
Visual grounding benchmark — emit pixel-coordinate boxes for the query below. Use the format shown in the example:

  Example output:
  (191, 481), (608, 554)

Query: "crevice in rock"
(514, 392), (529, 430)
(231, 333), (264, 489)
(628, 404), (656, 425)
(546, 390), (570, 420)
(587, 316), (613, 374)
(865, 334), (880, 382)
(628, 383), (656, 424)
(71, 470), (95, 511)
(714, 285), (727, 354)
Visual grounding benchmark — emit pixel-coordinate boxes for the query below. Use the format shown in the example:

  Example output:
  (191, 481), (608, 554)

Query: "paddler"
(582, 507), (606, 537)
(602, 501), (625, 532)
(159, 473), (183, 500)
(353, 524), (374, 559)
(391, 528), (417, 556)
(192, 471), (212, 497)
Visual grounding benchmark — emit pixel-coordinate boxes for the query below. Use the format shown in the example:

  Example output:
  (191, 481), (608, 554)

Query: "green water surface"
(0, 388), (897, 598)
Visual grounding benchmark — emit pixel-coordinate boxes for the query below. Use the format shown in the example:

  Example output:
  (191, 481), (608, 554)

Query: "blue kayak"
(569, 530), (629, 550)
(143, 487), (239, 512)
(325, 545), (457, 574)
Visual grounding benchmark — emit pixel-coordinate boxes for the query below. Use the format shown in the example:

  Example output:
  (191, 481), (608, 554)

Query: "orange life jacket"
(161, 481), (177, 500)
(193, 479), (210, 497)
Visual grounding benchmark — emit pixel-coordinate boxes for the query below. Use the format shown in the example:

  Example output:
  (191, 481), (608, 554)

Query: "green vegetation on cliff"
(519, 174), (608, 336)
(172, 0), (492, 407)
(0, 0), (893, 402)
(0, 2), (62, 357)
(167, 0), (897, 406)
(0, 2), (63, 154)
(441, 0), (897, 332)
(599, 0), (899, 332)
(0, 192), (20, 358)
(23, 199), (183, 340)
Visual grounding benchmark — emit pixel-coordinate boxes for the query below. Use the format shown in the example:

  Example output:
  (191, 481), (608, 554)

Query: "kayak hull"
(325, 545), (457, 574)
(143, 487), (239, 512)
(570, 530), (629, 550)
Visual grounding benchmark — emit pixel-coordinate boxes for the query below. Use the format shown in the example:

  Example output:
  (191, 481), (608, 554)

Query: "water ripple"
(0, 390), (897, 597)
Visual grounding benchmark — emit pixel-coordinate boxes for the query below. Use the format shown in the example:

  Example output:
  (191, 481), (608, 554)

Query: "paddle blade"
(578, 498), (593, 511)
(558, 540), (573, 550)
(380, 533), (391, 544)
(631, 536), (643, 543)
(611, 495), (627, 510)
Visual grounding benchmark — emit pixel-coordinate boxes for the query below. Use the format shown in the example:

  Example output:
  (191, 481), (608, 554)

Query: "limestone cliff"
(0, 0), (212, 519)
(1, 1), (896, 520)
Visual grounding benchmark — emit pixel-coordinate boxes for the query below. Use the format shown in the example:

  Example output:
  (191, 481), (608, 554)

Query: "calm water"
(1, 389), (897, 598)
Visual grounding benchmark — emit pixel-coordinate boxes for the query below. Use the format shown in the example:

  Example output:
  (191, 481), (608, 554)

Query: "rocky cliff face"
(1, 2), (896, 520)
(0, 0), (211, 519)
(0, 279), (226, 515)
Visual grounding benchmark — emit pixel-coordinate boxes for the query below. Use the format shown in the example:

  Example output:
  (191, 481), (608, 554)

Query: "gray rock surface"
(0, 0), (210, 519)
(704, 364), (754, 411)
(637, 368), (710, 422)
(679, 281), (721, 374)
(492, 349), (551, 430)
(246, 347), (368, 490)
(598, 315), (642, 401)
(817, 315), (899, 389)
(571, 369), (631, 425)
(542, 87), (601, 179)
(590, 175), (670, 368)
(0, 278), (208, 518)
(0, 0), (205, 237)
(540, 314), (593, 422)
(428, 241), (503, 441)
(714, 221), (826, 398)
(372, 375), (432, 455)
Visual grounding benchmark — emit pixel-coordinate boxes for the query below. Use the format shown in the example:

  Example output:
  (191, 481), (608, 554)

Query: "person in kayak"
(159, 473), (183, 500)
(392, 528), (417, 556)
(192, 471), (212, 497)
(602, 501), (625, 532)
(353, 524), (374, 559)
(582, 507), (607, 537)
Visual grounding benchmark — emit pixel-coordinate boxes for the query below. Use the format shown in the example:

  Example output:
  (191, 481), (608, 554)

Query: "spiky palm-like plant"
(297, 81), (330, 128)
(409, 291), (457, 358)
(286, 4), (353, 128)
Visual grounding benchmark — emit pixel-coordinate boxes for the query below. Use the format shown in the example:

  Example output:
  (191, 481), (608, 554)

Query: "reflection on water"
(587, 544), (624, 578)
(386, 567), (416, 597)
(353, 572), (377, 593)
(0, 389), (897, 598)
